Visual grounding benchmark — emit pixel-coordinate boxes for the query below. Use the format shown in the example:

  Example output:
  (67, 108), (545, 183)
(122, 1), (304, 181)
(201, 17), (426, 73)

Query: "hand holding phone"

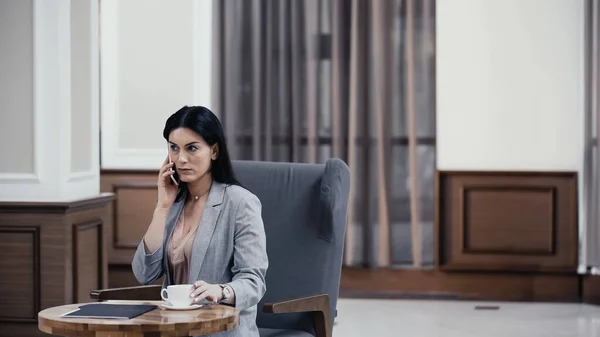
(157, 156), (178, 210)
(168, 156), (179, 186)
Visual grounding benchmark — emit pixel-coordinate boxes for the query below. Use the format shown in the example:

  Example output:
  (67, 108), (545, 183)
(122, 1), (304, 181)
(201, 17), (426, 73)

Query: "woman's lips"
(177, 168), (193, 174)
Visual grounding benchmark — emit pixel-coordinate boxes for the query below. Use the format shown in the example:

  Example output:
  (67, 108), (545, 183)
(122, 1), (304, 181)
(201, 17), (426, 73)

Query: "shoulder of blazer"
(208, 182), (261, 216)
(224, 184), (258, 202)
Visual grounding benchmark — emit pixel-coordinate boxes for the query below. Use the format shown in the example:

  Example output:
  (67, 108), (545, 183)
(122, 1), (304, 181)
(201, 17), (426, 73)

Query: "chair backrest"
(231, 158), (350, 335)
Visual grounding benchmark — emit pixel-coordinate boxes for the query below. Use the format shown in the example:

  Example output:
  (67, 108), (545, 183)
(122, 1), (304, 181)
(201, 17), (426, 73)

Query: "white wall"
(436, 0), (584, 172)
(436, 0), (586, 270)
(100, 0), (213, 170)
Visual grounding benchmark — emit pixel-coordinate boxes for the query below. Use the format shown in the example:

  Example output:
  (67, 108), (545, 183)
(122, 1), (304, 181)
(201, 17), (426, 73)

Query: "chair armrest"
(90, 285), (162, 301)
(263, 294), (331, 337)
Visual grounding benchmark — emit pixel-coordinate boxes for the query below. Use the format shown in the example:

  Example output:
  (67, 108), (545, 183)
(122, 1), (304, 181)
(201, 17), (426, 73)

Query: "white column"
(0, 0), (100, 202)
(100, 0), (213, 170)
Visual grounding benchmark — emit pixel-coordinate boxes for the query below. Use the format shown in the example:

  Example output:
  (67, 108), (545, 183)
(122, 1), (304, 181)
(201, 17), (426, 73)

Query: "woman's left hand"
(190, 280), (222, 304)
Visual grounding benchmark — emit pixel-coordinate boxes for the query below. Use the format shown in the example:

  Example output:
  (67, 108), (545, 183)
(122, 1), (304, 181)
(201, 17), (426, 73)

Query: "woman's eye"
(188, 146), (198, 152)
(170, 145), (178, 151)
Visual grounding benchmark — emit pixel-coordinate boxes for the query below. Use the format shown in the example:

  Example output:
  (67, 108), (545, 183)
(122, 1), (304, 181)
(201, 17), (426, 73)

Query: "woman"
(132, 106), (268, 337)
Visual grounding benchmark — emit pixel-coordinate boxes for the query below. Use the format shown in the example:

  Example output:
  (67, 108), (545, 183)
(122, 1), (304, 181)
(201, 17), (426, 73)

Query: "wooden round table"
(38, 300), (239, 337)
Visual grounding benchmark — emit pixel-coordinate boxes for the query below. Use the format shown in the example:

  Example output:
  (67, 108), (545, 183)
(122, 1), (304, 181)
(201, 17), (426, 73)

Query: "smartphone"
(168, 155), (179, 185)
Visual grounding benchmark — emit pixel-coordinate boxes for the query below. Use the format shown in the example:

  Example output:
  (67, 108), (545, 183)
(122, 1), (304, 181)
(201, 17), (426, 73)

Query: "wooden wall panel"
(0, 195), (113, 336)
(113, 183), (157, 249)
(0, 227), (40, 323)
(582, 275), (600, 305)
(0, 324), (47, 337)
(68, 206), (113, 295)
(437, 171), (578, 272)
(72, 220), (103, 303)
(101, 171), (157, 266)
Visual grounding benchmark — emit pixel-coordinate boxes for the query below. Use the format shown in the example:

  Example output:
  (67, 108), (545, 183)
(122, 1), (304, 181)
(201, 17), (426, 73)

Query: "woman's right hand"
(157, 157), (178, 210)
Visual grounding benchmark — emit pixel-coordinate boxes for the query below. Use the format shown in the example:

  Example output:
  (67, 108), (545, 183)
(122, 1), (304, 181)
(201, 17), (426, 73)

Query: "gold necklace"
(191, 190), (209, 201)
(190, 182), (211, 202)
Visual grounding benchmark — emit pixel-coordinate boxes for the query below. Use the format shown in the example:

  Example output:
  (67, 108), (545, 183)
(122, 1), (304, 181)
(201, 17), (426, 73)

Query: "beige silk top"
(167, 209), (198, 284)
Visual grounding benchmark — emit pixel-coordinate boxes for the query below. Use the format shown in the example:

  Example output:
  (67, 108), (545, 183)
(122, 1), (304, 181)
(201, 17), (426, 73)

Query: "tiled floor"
(333, 298), (600, 337)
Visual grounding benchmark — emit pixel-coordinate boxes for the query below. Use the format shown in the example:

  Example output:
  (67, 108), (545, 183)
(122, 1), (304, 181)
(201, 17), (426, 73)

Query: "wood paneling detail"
(437, 171), (578, 272)
(460, 185), (556, 255)
(72, 220), (103, 303)
(0, 226), (40, 323)
(101, 171), (157, 265)
(0, 193), (114, 214)
(340, 267), (580, 302)
(112, 182), (157, 249)
(582, 275), (600, 305)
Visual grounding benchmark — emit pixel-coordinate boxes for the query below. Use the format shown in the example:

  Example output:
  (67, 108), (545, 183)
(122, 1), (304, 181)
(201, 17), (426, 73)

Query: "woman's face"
(168, 127), (217, 183)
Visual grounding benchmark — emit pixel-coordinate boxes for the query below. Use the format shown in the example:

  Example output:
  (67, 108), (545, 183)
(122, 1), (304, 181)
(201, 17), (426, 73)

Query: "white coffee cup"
(161, 284), (193, 307)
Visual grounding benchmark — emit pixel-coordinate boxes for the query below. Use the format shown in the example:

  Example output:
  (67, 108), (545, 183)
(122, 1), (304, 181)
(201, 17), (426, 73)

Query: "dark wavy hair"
(163, 105), (240, 202)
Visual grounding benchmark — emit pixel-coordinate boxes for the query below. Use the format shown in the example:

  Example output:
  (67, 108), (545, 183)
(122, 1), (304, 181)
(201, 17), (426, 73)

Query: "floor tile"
(333, 299), (600, 337)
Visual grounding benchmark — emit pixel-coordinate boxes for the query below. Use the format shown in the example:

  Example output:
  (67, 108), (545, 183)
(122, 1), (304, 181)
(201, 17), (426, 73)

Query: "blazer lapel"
(187, 182), (226, 284)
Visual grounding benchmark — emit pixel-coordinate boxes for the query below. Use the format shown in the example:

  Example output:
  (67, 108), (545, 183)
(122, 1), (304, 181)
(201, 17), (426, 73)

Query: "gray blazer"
(132, 182), (268, 337)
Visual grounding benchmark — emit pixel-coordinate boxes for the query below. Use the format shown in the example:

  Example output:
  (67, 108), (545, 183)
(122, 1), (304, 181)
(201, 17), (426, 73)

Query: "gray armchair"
(91, 158), (351, 337)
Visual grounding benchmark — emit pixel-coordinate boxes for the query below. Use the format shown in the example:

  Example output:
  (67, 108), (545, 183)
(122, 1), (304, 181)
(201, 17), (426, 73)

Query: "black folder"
(60, 303), (157, 319)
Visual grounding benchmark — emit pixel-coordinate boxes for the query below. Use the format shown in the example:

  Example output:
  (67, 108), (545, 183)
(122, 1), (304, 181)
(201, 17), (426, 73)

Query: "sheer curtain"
(212, 0), (436, 268)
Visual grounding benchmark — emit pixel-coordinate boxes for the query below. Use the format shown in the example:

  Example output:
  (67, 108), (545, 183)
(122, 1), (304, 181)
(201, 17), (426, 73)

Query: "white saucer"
(160, 302), (204, 311)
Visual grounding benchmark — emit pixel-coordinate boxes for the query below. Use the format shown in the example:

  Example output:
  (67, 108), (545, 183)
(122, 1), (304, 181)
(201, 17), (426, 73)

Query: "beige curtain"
(213, 0), (436, 268)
